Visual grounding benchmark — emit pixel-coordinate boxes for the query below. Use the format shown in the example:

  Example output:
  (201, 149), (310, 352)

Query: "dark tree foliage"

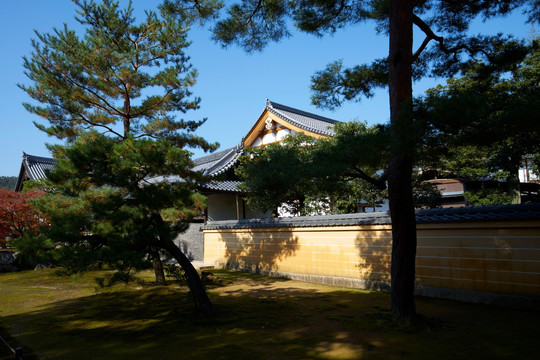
(237, 125), (392, 216)
(165, 0), (538, 322)
(20, 0), (217, 314)
(420, 39), (540, 203)
(237, 133), (322, 216)
(236, 121), (440, 215)
(0, 177), (17, 191)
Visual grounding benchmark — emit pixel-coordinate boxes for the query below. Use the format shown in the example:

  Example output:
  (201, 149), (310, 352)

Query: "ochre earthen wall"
(203, 220), (539, 303)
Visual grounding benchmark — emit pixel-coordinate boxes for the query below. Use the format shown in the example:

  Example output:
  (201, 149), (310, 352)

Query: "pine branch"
(246, 0), (263, 27)
(318, 0), (347, 29)
(344, 166), (387, 190)
(76, 113), (124, 138)
(131, 88), (175, 119)
(39, 51), (126, 119)
(412, 14), (444, 61)
(412, 14), (492, 61)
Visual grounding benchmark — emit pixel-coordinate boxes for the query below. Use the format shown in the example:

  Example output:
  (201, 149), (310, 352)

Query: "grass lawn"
(0, 269), (537, 360)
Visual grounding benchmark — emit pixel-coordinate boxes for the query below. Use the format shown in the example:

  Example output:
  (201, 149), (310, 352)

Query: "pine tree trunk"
(152, 211), (217, 315)
(162, 239), (217, 315)
(388, 0), (417, 323)
(151, 248), (167, 285)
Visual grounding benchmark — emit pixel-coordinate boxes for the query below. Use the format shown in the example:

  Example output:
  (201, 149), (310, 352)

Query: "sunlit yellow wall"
(415, 222), (539, 296)
(203, 220), (540, 297)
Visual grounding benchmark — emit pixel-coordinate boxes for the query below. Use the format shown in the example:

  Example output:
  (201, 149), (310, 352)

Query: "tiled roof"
(15, 153), (58, 191)
(201, 203), (540, 230)
(13, 151), (245, 194)
(22, 153), (57, 180)
(266, 99), (337, 136)
(145, 174), (184, 184)
(202, 211), (390, 230)
(415, 203), (540, 223)
(192, 142), (244, 177)
(190, 100), (339, 193)
(15, 101), (338, 194)
(198, 180), (243, 193)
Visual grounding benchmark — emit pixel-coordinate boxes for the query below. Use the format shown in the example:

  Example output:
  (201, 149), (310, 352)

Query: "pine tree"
(420, 39), (540, 203)
(165, 0), (538, 322)
(20, 0), (217, 314)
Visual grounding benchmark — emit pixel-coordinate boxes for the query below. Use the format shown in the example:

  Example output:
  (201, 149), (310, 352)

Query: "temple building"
(192, 99), (338, 221)
(15, 99), (340, 222)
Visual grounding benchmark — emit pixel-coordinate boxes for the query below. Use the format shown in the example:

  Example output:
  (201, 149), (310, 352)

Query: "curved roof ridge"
(204, 147), (237, 175)
(198, 141), (244, 177)
(193, 147), (237, 166)
(23, 153), (57, 164)
(265, 99), (337, 136)
(267, 99), (339, 125)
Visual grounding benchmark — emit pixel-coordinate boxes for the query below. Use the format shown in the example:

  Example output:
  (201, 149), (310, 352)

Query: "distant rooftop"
(15, 153), (57, 192)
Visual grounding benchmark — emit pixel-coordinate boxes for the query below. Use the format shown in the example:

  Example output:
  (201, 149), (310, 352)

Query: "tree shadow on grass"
(3, 273), (539, 360)
(1, 274), (399, 360)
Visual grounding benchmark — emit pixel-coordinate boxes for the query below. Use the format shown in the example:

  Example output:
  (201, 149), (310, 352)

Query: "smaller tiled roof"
(15, 153), (58, 191)
(199, 180), (243, 193)
(192, 142), (245, 194)
(193, 142), (244, 177)
(266, 99), (337, 136)
(202, 212), (389, 230)
(201, 203), (540, 230)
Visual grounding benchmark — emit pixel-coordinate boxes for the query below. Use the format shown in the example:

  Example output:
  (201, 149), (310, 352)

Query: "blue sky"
(0, 1), (535, 176)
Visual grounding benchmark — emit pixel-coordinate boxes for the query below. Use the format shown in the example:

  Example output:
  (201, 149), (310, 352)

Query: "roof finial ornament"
(265, 117), (274, 130)
(265, 98), (272, 109)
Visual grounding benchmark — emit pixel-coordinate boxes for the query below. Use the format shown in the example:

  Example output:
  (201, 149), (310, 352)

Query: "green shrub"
(94, 269), (135, 288)
(164, 263), (188, 286)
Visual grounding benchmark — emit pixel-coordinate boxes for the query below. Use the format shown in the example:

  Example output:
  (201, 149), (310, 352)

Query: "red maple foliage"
(0, 188), (49, 243)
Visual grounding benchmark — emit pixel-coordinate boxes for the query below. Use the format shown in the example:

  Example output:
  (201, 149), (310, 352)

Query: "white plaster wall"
(276, 129), (291, 141)
(363, 200), (389, 213)
(252, 137), (262, 147)
(207, 194), (239, 221)
(262, 132), (276, 145)
(207, 194), (272, 220)
(519, 168), (539, 183)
